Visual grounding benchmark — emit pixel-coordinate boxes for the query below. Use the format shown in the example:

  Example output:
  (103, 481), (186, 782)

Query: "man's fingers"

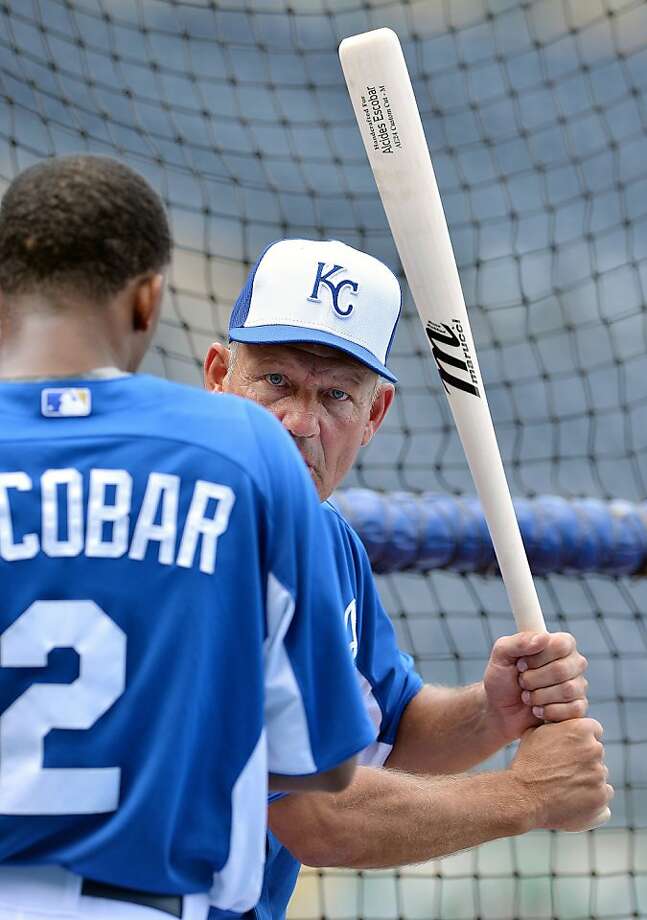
(569, 717), (604, 741)
(518, 654), (587, 691)
(591, 719), (604, 741)
(491, 631), (549, 665)
(517, 632), (578, 670)
(521, 676), (588, 707)
(531, 699), (589, 722)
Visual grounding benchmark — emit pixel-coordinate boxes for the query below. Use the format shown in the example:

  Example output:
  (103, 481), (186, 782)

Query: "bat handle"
(515, 611), (611, 833)
(580, 806), (611, 830)
(505, 570), (611, 829)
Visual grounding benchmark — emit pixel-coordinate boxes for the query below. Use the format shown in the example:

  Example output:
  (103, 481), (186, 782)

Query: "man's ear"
(204, 342), (231, 392)
(361, 383), (395, 447)
(133, 273), (164, 333)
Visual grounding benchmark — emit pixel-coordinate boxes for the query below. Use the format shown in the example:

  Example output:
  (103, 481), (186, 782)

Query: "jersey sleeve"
(348, 525), (423, 762)
(249, 406), (376, 776)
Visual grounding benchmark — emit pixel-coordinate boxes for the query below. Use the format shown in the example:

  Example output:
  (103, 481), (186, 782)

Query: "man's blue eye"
(266, 374), (284, 386)
(330, 389), (348, 401)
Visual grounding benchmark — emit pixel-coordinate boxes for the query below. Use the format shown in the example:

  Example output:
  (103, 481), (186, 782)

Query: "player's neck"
(0, 308), (128, 380)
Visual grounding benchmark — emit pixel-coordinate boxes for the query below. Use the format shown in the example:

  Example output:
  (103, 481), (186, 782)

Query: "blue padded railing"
(333, 490), (647, 576)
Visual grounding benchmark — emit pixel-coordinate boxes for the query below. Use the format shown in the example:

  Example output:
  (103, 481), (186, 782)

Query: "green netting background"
(1, 1), (646, 916)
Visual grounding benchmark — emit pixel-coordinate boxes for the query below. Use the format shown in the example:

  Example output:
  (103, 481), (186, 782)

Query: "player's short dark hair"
(0, 155), (171, 302)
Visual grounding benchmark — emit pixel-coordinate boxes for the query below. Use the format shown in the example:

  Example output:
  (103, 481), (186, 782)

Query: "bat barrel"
(340, 28), (545, 633)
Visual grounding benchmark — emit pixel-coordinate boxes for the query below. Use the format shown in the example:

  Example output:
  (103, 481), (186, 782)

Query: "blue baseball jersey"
(249, 500), (423, 920)
(0, 375), (376, 914)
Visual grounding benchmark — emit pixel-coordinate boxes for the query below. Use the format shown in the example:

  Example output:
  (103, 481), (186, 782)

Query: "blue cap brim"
(229, 324), (398, 383)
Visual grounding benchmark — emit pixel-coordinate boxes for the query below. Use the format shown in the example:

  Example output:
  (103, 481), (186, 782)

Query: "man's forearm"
(385, 684), (508, 775)
(269, 765), (529, 870)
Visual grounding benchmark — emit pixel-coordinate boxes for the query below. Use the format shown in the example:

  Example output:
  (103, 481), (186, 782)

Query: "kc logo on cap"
(307, 262), (359, 318)
(228, 238), (401, 383)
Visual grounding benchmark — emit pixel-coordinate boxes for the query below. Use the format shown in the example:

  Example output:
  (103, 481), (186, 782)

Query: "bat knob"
(568, 805), (611, 833)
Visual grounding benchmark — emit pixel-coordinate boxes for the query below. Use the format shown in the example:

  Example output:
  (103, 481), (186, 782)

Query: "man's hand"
(483, 631), (588, 743)
(510, 718), (612, 832)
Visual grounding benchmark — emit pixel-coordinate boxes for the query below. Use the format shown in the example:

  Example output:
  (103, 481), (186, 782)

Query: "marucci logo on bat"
(425, 321), (481, 398)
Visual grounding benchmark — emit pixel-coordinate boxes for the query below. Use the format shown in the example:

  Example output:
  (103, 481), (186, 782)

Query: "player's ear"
(204, 342), (231, 392)
(361, 382), (395, 447)
(133, 272), (165, 333)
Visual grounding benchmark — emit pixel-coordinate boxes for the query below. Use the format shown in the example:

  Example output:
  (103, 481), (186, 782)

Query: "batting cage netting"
(1, 0), (645, 917)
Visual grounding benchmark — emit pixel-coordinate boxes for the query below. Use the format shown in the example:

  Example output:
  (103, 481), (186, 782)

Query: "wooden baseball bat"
(339, 27), (610, 827)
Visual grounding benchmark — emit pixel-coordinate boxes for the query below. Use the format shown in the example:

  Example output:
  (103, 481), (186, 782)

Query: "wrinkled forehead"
(237, 340), (376, 386)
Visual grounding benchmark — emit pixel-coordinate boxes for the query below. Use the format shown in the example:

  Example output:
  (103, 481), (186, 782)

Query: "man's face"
(205, 341), (394, 500)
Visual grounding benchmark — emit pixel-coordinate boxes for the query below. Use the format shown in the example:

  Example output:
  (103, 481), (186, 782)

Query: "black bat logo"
(425, 322), (480, 399)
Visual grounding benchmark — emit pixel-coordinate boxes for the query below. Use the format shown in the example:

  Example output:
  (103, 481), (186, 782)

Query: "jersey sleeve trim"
(325, 502), (425, 747)
(357, 653), (423, 748)
(264, 572), (317, 775)
(208, 730), (267, 913)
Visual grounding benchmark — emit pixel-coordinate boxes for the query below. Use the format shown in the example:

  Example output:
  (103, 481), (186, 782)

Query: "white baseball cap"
(228, 239), (401, 383)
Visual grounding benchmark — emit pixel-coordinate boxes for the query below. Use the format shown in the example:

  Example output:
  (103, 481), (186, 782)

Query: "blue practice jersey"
(0, 375), (376, 914)
(251, 500), (423, 920)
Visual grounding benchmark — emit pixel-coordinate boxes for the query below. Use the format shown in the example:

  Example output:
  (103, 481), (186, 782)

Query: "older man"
(204, 239), (612, 920)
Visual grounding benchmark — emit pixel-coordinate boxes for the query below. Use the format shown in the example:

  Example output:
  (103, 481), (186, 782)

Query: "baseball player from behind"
(0, 161), (376, 920)
(204, 238), (613, 920)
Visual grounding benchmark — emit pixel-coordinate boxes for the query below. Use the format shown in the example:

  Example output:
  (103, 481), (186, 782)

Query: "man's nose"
(278, 400), (320, 439)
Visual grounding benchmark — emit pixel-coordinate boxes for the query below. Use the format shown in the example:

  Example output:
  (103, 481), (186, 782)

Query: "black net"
(1, 1), (646, 917)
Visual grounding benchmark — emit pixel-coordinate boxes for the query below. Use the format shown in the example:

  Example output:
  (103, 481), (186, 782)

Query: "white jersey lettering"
(176, 480), (235, 575)
(86, 469), (133, 558)
(129, 473), (180, 565)
(0, 468), (234, 573)
(42, 468), (84, 557)
(0, 472), (38, 561)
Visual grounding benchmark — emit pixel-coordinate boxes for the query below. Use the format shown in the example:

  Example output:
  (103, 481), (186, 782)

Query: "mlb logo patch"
(41, 387), (92, 418)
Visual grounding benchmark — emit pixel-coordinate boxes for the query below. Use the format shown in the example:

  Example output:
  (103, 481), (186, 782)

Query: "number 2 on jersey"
(0, 600), (126, 815)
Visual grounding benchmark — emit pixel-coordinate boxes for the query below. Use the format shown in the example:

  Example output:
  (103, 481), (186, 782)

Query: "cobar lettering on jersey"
(0, 468), (235, 573)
